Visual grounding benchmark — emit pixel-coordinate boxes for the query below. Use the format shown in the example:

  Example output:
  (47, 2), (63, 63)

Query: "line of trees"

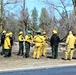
(0, 0), (76, 40)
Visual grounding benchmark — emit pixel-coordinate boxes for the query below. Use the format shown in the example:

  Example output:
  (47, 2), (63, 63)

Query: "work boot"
(17, 53), (20, 56)
(1, 52), (3, 55)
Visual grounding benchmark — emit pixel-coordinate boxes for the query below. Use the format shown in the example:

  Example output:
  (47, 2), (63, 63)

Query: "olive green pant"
(51, 45), (58, 59)
(8, 47), (12, 57)
(18, 42), (24, 55)
(1, 44), (5, 55)
(25, 42), (30, 57)
(65, 47), (74, 60)
(4, 49), (10, 57)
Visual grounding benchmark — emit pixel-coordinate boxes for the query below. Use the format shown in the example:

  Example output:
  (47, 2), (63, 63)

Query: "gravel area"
(0, 42), (76, 71)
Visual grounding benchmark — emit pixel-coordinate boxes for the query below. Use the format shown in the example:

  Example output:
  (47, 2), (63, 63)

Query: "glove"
(30, 43), (35, 47)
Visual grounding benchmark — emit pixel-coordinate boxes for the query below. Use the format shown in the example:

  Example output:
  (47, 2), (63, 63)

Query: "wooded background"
(0, 0), (76, 40)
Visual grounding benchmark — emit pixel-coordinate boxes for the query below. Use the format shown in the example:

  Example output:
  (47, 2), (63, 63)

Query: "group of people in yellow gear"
(0, 29), (76, 60)
(0, 30), (13, 57)
(17, 30), (48, 59)
(33, 30), (48, 59)
(32, 30), (49, 59)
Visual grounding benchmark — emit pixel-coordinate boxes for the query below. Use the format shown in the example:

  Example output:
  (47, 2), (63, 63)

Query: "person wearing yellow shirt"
(25, 30), (33, 58)
(17, 31), (24, 56)
(33, 30), (43, 59)
(42, 31), (48, 57)
(4, 33), (11, 57)
(8, 32), (13, 57)
(65, 31), (76, 60)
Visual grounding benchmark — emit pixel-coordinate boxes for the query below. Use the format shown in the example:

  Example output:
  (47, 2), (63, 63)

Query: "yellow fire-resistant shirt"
(18, 35), (24, 42)
(66, 34), (76, 48)
(43, 35), (48, 44)
(25, 35), (33, 43)
(33, 35), (44, 47)
(4, 37), (11, 49)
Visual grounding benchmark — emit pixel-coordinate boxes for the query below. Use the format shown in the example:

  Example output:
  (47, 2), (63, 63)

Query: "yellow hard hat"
(2, 30), (6, 33)
(42, 31), (46, 35)
(53, 30), (57, 34)
(6, 33), (10, 37)
(9, 32), (13, 35)
(19, 31), (23, 34)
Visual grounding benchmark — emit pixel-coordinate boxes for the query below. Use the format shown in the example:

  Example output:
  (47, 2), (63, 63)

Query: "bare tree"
(39, 0), (75, 39)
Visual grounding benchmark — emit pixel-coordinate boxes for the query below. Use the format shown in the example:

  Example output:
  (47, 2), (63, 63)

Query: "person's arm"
(66, 36), (69, 45)
(18, 35), (21, 41)
(6, 38), (11, 48)
(50, 36), (53, 46)
(30, 35), (33, 42)
(25, 35), (31, 43)
(58, 36), (60, 42)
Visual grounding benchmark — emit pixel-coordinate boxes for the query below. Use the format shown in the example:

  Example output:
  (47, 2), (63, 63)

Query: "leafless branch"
(3, 0), (21, 6)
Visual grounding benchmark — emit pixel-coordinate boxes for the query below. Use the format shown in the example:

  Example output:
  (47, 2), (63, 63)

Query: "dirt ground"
(0, 43), (76, 71)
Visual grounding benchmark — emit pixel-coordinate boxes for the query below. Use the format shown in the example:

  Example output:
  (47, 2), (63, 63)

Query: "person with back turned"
(65, 31), (76, 60)
(33, 30), (43, 59)
(50, 30), (60, 59)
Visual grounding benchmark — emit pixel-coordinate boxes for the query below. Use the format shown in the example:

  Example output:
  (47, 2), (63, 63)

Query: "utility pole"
(0, 0), (3, 32)
(23, 0), (28, 35)
(0, 0), (3, 18)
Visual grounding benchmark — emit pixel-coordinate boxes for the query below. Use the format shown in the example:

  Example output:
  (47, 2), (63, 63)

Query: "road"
(0, 66), (76, 75)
